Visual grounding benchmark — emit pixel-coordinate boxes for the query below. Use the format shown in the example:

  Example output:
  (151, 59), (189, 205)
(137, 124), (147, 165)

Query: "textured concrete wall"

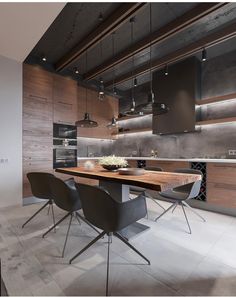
(80, 49), (236, 158)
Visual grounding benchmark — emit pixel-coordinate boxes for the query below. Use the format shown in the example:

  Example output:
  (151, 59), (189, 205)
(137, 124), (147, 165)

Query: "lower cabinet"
(207, 163), (236, 208)
(128, 160), (189, 172)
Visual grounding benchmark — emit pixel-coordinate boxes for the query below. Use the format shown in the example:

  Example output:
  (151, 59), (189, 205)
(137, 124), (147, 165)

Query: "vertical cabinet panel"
(23, 64), (53, 198)
(53, 75), (78, 125)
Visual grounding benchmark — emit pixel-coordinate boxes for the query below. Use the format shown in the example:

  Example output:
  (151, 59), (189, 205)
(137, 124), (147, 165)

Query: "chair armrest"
(116, 194), (147, 231)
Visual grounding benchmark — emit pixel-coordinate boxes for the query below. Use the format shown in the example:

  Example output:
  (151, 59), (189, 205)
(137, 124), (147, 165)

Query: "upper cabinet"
(53, 74), (78, 125)
(153, 57), (201, 135)
(23, 64), (53, 102)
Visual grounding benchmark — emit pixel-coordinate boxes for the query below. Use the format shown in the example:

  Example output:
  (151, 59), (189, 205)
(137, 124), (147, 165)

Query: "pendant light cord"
(149, 3), (153, 102)
(85, 50), (88, 112)
(131, 17), (135, 104)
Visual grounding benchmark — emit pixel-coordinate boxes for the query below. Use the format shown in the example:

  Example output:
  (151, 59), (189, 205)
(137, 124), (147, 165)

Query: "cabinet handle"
(29, 94), (48, 101)
(58, 101), (72, 106)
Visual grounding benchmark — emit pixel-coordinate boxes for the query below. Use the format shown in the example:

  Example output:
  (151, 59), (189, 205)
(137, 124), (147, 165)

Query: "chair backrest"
(27, 172), (54, 200)
(174, 168), (202, 199)
(145, 166), (163, 172)
(76, 183), (125, 232)
(49, 177), (81, 212)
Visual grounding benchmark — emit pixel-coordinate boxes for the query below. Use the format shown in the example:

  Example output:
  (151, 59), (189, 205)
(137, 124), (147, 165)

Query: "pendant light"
(107, 32), (118, 129)
(125, 17), (143, 117)
(76, 51), (98, 128)
(136, 3), (169, 115)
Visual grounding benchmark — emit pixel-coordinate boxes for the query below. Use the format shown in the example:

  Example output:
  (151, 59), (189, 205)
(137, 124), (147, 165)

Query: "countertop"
(77, 157), (236, 163)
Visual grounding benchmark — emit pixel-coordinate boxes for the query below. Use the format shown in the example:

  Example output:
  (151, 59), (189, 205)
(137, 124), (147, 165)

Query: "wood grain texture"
(56, 165), (201, 192)
(207, 163), (236, 208)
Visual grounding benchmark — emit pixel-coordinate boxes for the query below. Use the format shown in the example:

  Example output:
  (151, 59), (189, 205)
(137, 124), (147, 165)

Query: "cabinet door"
(53, 75), (78, 125)
(207, 163), (236, 208)
(146, 160), (189, 172)
(23, 64), (53, 101)
(53, 75), (77, 105)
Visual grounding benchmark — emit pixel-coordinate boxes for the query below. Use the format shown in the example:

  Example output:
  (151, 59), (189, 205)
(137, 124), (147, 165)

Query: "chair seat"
(130, 186), (145, 193)
(159, 189), (189, 201)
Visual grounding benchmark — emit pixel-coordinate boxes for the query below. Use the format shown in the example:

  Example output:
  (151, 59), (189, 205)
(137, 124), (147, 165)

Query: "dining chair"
(129, 166), (165, 216)
(69, 183), (150, 296)
(22, 172), (55, 229)
(42, 177), (100, 257)
(155, 168), (205, 234)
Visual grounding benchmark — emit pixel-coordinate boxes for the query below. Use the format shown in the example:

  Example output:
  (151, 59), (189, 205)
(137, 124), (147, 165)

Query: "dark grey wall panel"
(153, 57), (201, 135)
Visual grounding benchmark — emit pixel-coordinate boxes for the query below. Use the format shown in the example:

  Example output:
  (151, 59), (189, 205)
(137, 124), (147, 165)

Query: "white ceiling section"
(0, 2), (66, 62)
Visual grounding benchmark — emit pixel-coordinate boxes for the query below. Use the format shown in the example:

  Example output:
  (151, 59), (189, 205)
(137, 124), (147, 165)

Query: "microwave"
(53, 123), (77, 139)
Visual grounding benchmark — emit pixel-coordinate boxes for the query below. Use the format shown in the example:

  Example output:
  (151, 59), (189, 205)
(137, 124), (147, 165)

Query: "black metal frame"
(22, 200), (55, 229)
(42, 211), (101, 257)
(69, 231), (150, 296)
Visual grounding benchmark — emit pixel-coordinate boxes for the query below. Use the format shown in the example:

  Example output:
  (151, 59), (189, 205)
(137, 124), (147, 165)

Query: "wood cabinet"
(207, 163), (236, 208)
(53, 74), (78, 125)
(146, 160), (189, 172)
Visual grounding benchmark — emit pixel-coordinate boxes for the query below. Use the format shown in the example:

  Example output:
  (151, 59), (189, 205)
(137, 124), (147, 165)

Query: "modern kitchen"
(1, 1), (236, 296)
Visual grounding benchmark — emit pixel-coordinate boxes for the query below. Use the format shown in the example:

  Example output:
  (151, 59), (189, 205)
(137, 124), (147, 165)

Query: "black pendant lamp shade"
(76, 112), (98, 128)
(76, 51), (98, 128)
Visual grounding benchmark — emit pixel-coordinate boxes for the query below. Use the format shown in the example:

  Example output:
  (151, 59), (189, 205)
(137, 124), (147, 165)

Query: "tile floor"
(0, 198), (236, 296)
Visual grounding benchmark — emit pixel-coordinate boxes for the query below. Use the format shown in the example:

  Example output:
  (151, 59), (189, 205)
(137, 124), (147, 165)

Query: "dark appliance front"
(53, 123), (77, 139)
(53, 148), (77, 169)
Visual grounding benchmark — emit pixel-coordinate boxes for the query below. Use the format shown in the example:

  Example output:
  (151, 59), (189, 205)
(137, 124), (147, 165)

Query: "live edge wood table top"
(56, 166), (202, 192)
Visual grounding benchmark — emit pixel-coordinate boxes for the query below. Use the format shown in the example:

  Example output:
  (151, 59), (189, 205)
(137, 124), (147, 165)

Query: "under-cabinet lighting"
(77, 137), (115, 141)
(196, 121), (236, 128)
(118, 130), (153, 136)
(196, 98), (236, 107)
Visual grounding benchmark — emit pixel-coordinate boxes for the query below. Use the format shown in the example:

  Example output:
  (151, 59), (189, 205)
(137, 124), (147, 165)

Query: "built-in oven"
(53, 148), (77, 169)
(53, 123), (78, 168)
(53, 123), (77, 139)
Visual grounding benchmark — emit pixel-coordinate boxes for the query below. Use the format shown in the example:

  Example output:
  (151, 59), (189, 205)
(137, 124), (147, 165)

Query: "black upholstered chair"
(155, 168), (205, 234)
(130, 166), (165, 215)
(69, 183), (150, 296)
(42, 177), (100, 257)
(22, 172), (55, 228)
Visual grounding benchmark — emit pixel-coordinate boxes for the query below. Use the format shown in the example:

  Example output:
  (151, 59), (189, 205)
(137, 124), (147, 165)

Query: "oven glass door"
(53, 123), (77, 139)
(53, 149), (77, 169)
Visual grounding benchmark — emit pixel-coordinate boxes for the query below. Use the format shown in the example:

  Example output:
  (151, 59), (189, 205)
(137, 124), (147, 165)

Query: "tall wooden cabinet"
(23, 64), (53, 197)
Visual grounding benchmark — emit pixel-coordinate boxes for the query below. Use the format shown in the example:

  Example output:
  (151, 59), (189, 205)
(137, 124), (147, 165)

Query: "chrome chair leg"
(42, 212), (71, 238)
(106, 233), (111, 296)
(155, 202), (178, 222)
(182, 201), (206, 222)
(181, 203), (191, 234)
(62, 214), (73, 257)
(50, 203), (56, 232)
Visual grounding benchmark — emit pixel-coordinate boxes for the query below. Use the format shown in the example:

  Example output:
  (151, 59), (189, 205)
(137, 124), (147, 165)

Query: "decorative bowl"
(102, 165), (123, 171)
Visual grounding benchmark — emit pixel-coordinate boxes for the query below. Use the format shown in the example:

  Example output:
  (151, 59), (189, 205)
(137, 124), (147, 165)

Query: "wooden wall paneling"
(207, 163), (236, 208)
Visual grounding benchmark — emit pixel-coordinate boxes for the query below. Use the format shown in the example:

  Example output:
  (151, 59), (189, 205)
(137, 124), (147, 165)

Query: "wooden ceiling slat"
(104, 21), (236, 88)
(55, 3), (147, 72)
(84, 3), (228, 81)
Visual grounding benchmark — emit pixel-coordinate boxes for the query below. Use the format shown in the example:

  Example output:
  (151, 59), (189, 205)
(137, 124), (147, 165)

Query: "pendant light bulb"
(42, 56), (47, 62)
(98, 78), (105, 100)
(165, 64), (169, 76)
(202, 48), (207, 62)
(134, 78), (137, 87)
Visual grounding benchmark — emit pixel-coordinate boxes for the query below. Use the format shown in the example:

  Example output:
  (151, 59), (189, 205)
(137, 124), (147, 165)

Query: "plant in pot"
(99, 155), (128, 171)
